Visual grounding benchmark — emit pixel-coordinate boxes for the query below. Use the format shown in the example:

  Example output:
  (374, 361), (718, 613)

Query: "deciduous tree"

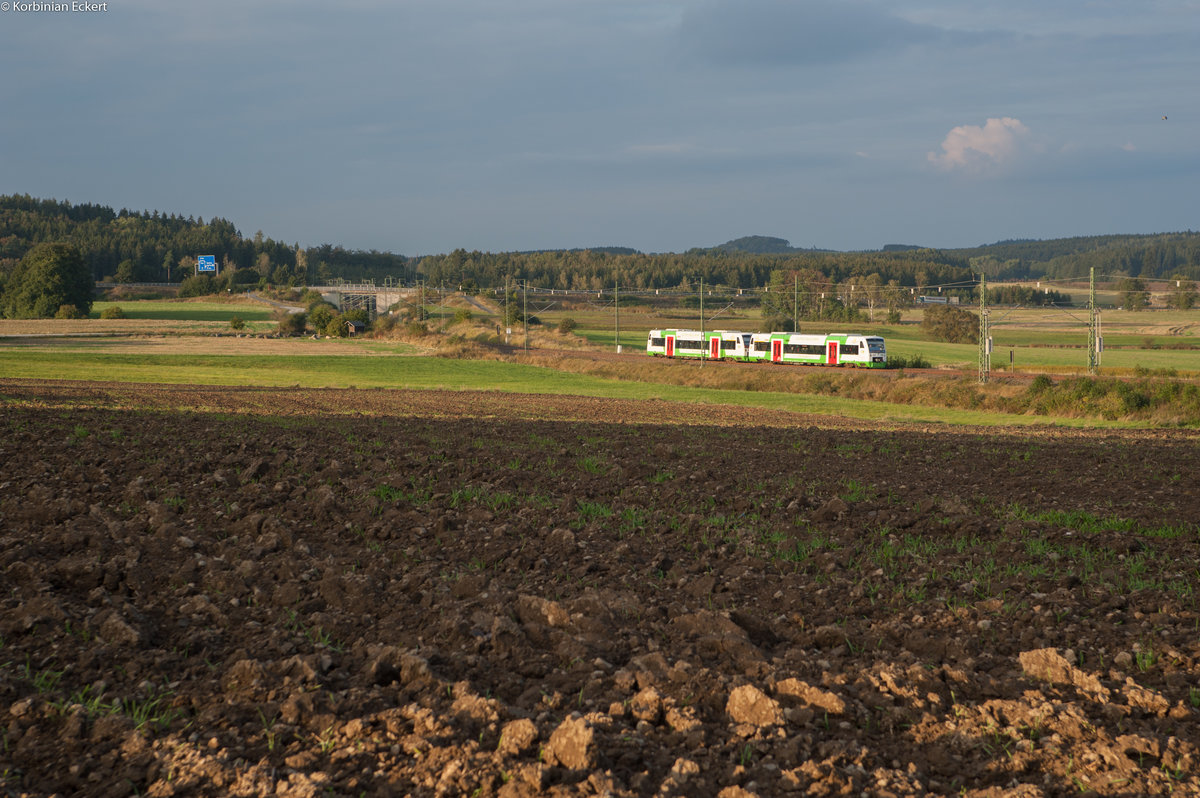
(1117, 277), (1150, 311)
(921, 304), (977, 343)
(1168, 274), (1197, 310)
(1, 242), (93, 319)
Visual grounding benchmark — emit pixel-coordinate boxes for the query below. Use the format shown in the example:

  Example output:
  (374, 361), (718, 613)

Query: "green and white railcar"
(747, 332), (888, 367)
(646, 329), (755, 360)
(648, 329), (885, 367)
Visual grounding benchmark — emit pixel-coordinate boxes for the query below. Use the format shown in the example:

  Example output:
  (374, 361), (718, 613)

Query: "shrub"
(557, 317), (578, 334)
(1116, 382), (1151, 413)
(321, 313), (348, 338)
(229, 315), (245, 330)
(372, 314), (400, 334)
(55, 304), (84, 319)
(307, 303), (336, 331)
(275, 310), (307, 336)
(454, 308), (473, 324)
(99, 305), (126, 319)
(179, 274), (221, 298)
(887, 353), (930, 369)
(760, 315), (792, 333)
(343, 308), (370, 326)
(1029, 374), (1053, 394)
(921, 304), (977, 343)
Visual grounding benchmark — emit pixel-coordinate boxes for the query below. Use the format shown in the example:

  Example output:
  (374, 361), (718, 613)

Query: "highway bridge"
(310, 284), (416, 317)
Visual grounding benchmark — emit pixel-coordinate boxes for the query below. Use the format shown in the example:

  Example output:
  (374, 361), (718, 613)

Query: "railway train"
(646, 329), (887, 368)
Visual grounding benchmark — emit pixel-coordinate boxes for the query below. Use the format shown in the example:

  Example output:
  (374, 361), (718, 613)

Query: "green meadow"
(531, 303), (1200, 374)
(2, 294), (1195, 427)
(90, 300), (275, 323)
(0, 347), (1142, 429)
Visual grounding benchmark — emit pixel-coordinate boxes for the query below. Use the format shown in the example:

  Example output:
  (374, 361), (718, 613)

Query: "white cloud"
(927, 117), (1031, 172)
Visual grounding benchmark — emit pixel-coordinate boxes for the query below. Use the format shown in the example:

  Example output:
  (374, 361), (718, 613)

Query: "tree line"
(0, 194), (411, 288)
(416, 248), (975, 293)
(3, 194), (1199, 310)
(953, 232), (1200, 281)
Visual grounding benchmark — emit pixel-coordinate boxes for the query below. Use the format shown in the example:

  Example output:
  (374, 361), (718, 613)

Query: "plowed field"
(1, 380), (1198, 797)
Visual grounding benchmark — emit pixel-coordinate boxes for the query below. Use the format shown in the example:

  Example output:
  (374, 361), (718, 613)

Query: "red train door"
(710, 337), (721, 359)
(771, 339), (782, 363)
(827, 341), (838, 364)
(665, 336), (675, 357)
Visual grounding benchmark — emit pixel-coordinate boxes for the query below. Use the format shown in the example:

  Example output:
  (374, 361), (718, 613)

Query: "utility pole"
(523, 279), (529, 354)
(699, 275), (705, 364)
(978, 273), (990, 384)
(793, 273), (799, 333)
(1088, 267), (1099, 375)
(615, 266), (621, 354)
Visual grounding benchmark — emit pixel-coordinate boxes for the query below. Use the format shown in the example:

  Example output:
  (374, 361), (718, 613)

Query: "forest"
(0, 195), (411, 289)
(2, 194), (1199, 296)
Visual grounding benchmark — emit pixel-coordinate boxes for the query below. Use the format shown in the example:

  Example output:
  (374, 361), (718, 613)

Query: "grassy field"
(0, 347), (1146, 428)
(90, 299), (276, 324)
(527, 302), (1200, 374)
(4, 294), (1199, 427)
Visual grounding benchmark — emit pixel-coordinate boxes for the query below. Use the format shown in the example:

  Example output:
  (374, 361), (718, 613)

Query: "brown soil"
(1, 380), (1198, 797)
(0, 334), (414, 357)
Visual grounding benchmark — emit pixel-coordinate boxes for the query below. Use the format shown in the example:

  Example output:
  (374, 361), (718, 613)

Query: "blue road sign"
(197, 255), (216, 272)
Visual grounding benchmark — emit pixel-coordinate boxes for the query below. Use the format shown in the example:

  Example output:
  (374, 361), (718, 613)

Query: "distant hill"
(715, 236), (794, 254)
(4, 194), (1199, 290)
(943, 232), (1200, 281)
(703, 232), (1200, 281)
(703, 236), (833, 255)
(516, 246), (641, 256)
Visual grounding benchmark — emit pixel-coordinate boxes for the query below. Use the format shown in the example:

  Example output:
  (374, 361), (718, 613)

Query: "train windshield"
(866, 338), (885, 353)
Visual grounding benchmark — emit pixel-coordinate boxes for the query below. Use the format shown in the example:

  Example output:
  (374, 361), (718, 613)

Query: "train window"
(721, 340), (737, 350)
(784, 344), (824, 355)
(676, 339), (702, 350)
(650, 337), (665, 347)
(867, 339), (885, 353)
(842, 344), (859, 355)
(753, 342), (770, 352)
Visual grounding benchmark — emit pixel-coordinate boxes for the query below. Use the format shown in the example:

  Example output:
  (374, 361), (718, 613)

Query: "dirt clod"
(1, 380), (1198, 796)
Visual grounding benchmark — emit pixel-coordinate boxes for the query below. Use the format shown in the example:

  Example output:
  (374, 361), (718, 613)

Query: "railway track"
(505, 346), (1035, 381)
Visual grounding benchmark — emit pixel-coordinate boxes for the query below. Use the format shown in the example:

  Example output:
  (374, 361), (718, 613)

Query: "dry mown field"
(1, 380), (1198, 797)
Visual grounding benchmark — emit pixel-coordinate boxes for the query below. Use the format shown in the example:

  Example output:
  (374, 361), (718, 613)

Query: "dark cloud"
(1, 1), (1196, 253)
(678, 0), (945, 66)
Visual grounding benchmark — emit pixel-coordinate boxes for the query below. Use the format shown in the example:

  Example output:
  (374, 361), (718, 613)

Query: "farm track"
(1, 381), (1198, 797)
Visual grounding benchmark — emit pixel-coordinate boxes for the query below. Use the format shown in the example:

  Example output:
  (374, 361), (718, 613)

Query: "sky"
(2, 0), (1198, 255)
